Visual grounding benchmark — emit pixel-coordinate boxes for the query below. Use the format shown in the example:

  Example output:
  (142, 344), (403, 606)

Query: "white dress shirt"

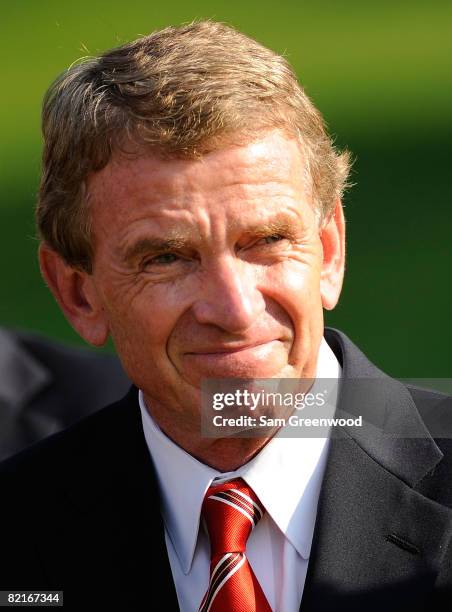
(138, 338), (341, 611)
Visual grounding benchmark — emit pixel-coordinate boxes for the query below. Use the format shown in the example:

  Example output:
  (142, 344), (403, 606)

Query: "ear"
(39, 244), (109, 346)
(319, 199), (346, 310)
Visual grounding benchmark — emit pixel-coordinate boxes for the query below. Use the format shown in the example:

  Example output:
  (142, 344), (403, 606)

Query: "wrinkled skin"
(41, 129), (345, 469)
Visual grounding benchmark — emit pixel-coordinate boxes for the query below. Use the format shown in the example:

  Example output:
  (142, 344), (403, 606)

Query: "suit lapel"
(301, 433), (452, 610)
(301, 329), (452, 610)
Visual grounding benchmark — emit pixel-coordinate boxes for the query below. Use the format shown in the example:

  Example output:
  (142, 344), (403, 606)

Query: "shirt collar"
(139, 337), (341, 573)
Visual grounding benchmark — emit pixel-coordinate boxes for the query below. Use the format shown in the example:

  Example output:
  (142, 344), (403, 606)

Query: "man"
(0, 21), (451, 611)
(0, 326), (130, 461)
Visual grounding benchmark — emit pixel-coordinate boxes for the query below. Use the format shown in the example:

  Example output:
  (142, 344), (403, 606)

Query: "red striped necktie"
(199, 478), (272, 612)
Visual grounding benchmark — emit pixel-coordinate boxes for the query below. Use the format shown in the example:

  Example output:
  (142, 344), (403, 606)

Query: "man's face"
(85, 130), (338, 426)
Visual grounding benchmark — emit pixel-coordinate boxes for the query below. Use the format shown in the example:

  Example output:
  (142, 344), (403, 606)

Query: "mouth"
(186, 340), (278, 355)
(183, 340), (286, 378)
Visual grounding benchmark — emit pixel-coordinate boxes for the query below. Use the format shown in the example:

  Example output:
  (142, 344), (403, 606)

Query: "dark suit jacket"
(0, 327), (130, 461)
(0, 328), (451, 611)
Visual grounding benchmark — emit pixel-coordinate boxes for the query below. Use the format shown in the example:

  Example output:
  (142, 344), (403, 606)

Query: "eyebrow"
(244, 218), (300, 239)
(122, 214), (303, 263)
(122, 235), (190, 263)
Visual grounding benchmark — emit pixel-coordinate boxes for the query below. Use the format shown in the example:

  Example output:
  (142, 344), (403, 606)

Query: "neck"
(143, 394), (276, 471)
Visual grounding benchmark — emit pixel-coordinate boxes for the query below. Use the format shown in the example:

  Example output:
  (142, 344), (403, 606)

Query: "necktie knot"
(202, 478), (264, 556)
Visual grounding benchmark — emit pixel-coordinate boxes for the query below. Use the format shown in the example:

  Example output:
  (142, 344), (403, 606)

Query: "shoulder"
(0, 387), (157, 592)
(405, 385), (452, 506)
(406, 382), (452, 407)
(0, 386), (147, 552)
(405, 383), (452, 438)
(0, 387), (139, 487)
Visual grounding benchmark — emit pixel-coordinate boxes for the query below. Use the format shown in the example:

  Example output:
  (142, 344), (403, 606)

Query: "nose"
(191, 256), (266, 333)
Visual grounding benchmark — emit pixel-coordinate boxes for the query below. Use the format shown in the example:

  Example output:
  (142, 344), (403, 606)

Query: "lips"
(183, 339), (287, 378)
(186, 339), (277, 355)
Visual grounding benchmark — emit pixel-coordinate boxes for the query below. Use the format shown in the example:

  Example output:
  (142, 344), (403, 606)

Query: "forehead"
(87, 130), (310, 235)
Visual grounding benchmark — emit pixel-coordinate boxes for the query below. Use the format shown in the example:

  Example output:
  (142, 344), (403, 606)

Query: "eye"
(257, 234), (285, 245)
(144, 252), (180, 266)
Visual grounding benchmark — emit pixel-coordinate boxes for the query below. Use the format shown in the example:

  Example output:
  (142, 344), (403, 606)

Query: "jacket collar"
(324, 327), (443, 486)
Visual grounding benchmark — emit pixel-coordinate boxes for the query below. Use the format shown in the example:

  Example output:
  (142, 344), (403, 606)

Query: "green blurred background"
(1, 0), (451, 376)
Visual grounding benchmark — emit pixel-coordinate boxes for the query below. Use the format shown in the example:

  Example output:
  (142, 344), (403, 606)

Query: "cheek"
(266, 254), (323, 319)
(105, 292), (188, 395)
(264, 258), (324, 367)
(103, 280), (190, 364)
